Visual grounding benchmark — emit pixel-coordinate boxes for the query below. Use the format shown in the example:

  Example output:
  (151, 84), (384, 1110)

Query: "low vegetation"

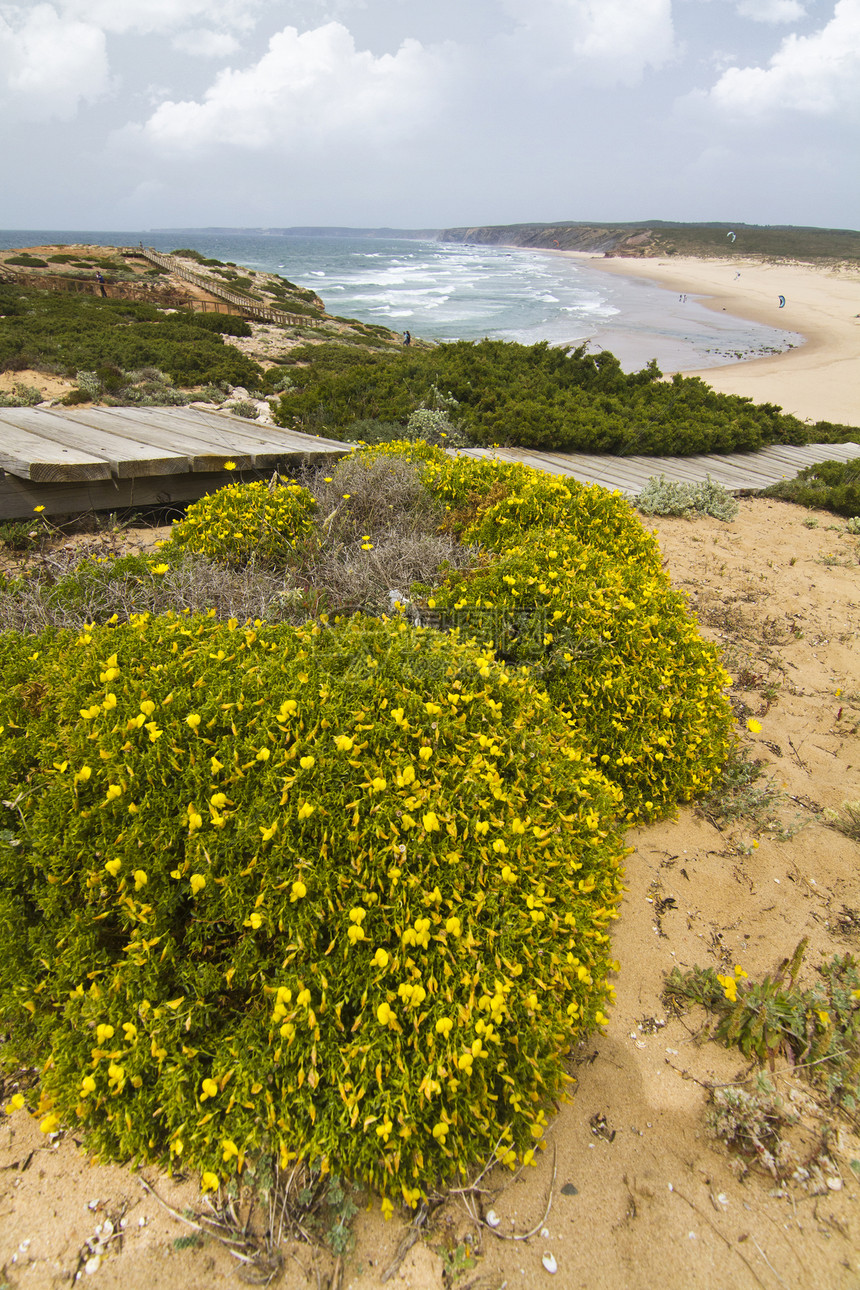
(0, 447), (734, 1203)
(762, 459), (860, 518)
(272, 339), (859, 455)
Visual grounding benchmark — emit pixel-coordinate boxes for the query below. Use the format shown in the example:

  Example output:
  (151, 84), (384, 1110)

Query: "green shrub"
(412, 455), (734, 822)
(169, 479), (318, 567)
(5, 254), (49, 268)
(0, 382), (42, 408)
(273, 338), (857, 455)
(0, 613), (625, 1195)
(762, 460), (860, 518)
(635, 475), (739, 521)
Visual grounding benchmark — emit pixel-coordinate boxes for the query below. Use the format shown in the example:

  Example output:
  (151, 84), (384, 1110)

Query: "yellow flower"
(133, 870), (147, 890)
(246, 912), (263, 930)
(186, 714), (201, 729)
(299, 755), (315, 769)
(80, 1075), (96, 1096)
(201, 1171), (220, 1192)
(150, 563), (170, 575)
(224, 461), (237, 471)
(717, 973), (738, 1003)
(188, 809), (203, 832)
(445, 916), (461, 937)
(432, 1122), (448, 1141)
(746, 718), (762, 734)
(347, 924), (366, 945)
(105, 784), (122, 802)
(96, 1023), (114, 1043)
(418, 747), (432, 762)
(39, 1113), (61, 1134)
(377, 1001), (393, 1025)
(7, 1093), (25, 1112)
(200, 1078), (219, 1100)
(139, 700), (156, 716)
(370, 776), (387, 791)
(104, 858), (121, 877)
(290, 880), (307, 901)
(435, 1017), (453, 1037)
(190, 874), (206, 896)
(422, 811), (440, 832)
(334, 734), (354, 752)
(297, 801), (315, 820)
(256, 747), (270, 761)
(372, 948), (389, 968)
(33, 505), (45, 513)
(260, 821), (278, 842)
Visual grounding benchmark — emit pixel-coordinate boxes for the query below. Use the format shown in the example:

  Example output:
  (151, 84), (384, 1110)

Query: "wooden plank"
(0, 412), (112, 483)
(0, 467), (259, 521)
(159, 407), (353, 456)
(0, 407), (191, 479)
(58, 407), (257, 472)
(97, 408), (352, 469)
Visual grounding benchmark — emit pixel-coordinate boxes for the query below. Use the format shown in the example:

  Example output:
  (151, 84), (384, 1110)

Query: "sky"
(0, 0), (858, 231)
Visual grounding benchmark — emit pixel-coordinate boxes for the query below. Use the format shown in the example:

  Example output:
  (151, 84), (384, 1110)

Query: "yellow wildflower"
(190, 874), (206, 896)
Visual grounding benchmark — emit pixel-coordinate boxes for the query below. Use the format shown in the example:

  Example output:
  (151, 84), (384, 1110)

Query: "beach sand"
(588, 254), (860, 427)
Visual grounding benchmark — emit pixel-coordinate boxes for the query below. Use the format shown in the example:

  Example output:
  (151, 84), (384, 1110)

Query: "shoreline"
(575, 252), (860, 425)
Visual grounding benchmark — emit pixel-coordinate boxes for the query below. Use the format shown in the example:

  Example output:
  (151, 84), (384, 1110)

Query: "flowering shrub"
(170, 479), (318, 567)
(410, 454), (734, 821)
(0, 613), (624, 1196)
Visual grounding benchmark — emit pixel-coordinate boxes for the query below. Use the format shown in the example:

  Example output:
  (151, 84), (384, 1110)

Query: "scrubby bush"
(411, 454), (734, 822)
(273, 338), (859, 455)
(762, 460), (860, 518)
(635, 475), (739, 521)
(0, 382), (42, 407)
(169, 479), (318, 567)
(0, 614), (625, 1194)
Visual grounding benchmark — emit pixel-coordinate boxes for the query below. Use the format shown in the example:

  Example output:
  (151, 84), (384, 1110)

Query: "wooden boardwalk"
(0, 406), (349, 519)
(459, 442), (860, 497)
(0, 405), (857, 518)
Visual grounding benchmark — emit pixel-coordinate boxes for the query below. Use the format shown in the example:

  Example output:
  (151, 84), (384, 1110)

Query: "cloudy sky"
(1, 0), (857, 231)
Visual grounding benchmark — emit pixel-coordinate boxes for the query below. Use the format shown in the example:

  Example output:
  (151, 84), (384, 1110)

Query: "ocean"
(0, 229), (802, 374)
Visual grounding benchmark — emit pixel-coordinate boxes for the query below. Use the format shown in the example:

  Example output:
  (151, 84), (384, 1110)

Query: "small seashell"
(84, 1255), (101, 1275)
(827, 1176), (843, 1191)
(102, 1218), (114, 1237)
(485, 1209), (501, 1228)
(542, 1254), (558, 1274)
(541, 1228), (550, 1238)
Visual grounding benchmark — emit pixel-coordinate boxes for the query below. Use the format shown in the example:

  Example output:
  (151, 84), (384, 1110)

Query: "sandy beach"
(587, 254), (860, 427)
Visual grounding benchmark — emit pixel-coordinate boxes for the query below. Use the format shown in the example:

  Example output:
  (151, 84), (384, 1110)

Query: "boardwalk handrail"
(127, 247), (314, 327)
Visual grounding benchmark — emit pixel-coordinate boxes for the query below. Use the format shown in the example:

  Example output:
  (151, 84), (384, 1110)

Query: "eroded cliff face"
(439, 224), (651, 254)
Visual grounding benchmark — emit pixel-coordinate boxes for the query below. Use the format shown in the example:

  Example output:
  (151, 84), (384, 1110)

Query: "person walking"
(403, 330), (411, 346)
(96, 271), (107, 298)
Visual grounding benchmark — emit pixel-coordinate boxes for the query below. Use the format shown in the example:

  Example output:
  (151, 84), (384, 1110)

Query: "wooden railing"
(128, 247), (313, 327)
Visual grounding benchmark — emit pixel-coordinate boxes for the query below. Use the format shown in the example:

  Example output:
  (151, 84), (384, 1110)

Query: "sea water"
(0, 229), (802, 374)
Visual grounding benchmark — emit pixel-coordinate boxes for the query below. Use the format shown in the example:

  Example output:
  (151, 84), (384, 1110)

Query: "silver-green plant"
(635, 474), (739, 521)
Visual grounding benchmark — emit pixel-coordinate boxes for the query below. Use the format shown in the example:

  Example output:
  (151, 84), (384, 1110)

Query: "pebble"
(542, 1254), (558, 1274)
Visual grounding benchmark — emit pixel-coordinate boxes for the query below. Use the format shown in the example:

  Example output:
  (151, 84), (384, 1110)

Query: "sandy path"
(585, 254), (860, 427)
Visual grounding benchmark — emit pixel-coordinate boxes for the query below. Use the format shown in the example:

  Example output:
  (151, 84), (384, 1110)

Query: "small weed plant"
(664, 939), (860, 1111)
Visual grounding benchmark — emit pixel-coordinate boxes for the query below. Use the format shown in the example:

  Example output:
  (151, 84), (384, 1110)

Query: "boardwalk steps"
(131, 248), (313, 327)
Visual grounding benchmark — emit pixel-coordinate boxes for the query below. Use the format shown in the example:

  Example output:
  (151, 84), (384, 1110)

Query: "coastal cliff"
(440, 221), (860, 262)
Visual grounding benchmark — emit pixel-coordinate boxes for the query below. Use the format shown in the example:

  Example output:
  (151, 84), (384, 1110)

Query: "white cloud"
(170, 28), (242, 58)
(0, 2), (109, 120)
(735, 0), (806, 21)
(500, 0), (677, 84)
(705, 0), (860, 115)
(58, 0), (263, 35)
(132, 21), (448, 152)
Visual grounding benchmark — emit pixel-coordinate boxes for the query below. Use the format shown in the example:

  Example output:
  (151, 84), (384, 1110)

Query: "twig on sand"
(671, 1184), (767, 1289)
(381, 1201), (431, 1282)
(480, 1143), (558, 1243)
